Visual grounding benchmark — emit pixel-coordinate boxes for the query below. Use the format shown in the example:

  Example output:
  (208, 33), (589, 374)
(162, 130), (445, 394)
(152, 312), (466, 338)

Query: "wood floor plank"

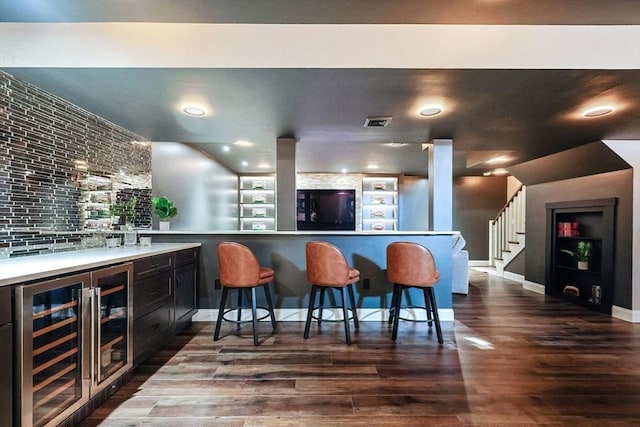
(80, 268), (640, 426)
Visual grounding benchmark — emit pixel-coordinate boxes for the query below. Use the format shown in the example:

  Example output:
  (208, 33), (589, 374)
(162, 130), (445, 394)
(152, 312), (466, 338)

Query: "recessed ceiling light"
(419, 104), (443, 117)
(582, 105), (614, 118)
(258, 163), (270, 169)
(386, 142), (407, 147)
(182, 104), (207, 116)
(483, 172), (492, 176)
(341, 168), (348, 173)
(492, 168), (509, 175)
(366, 164), (379, 170)
(234, 140), (254, 147)
(222, 145), (230, 152)
(486, 156), (511, 164)
(241, 161), (248, 167)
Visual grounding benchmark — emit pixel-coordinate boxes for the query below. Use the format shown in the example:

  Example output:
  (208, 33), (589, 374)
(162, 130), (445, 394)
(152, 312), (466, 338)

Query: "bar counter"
(145, 230), (459, 321)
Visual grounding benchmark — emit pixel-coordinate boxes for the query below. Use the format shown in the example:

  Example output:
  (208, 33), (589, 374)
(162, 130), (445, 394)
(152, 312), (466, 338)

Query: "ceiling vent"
(364, 116), (393, 128)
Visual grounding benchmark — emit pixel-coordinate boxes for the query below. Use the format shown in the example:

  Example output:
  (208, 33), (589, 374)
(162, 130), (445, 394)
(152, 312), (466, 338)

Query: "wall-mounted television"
(296, 189), (355, 231)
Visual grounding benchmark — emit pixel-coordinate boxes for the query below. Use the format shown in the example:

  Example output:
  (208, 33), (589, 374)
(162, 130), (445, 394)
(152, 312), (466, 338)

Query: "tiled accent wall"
(0, 70), (151, 257)
(296, 173), (364, 230)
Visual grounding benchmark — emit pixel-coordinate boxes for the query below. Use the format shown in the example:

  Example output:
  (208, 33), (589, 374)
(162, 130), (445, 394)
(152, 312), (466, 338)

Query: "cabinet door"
(0, 322), (12, 427)
(174, 263), (197, 333)
(16, 273), (91, 427)
(90, 263), (133, 390)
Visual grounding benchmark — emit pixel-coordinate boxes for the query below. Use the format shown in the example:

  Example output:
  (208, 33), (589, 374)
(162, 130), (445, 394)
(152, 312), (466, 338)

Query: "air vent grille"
(364, 116), (392, 128)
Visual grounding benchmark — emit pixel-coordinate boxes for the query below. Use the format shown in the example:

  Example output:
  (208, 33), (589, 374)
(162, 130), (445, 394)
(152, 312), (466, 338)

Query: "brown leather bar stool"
(387, 242), (443, 344)
(214, 242), (277, 345)
(304, 241), (360, 344)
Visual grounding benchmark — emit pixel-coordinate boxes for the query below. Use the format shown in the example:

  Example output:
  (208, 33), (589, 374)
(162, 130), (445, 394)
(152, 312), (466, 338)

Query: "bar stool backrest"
(306, 241), (350, 285)
(218, 242), (261, 287)
(387, 242), (440, 287)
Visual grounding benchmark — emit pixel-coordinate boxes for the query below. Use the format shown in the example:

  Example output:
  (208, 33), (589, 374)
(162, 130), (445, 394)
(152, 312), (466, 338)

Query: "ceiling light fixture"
(418, 104), (443, 117)
(582, 105), (614, 118)
(492, 168), (509, 176)
(366, 164), (379, 170)
(234, 140), (254, 147)
(486, 156), (511, 164)
(222, 145), (230, 152)
(182, 104), (207, 116)
(241, 161), (248, 167)
(258, 163), (270, 169)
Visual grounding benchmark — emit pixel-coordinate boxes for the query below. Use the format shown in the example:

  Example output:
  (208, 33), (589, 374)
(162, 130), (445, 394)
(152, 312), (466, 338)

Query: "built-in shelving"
(239, 175), (276, 231)
(362, 176), (398, 231)
(545, 198), (616, 314)
(79, 175), (114, 230)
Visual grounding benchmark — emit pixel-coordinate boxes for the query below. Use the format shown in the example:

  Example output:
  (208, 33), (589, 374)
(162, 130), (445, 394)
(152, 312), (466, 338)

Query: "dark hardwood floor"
(81, 269), (640, 426)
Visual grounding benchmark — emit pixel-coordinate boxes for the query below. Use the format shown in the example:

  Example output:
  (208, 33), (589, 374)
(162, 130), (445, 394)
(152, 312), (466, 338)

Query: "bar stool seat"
(214, 242), (277, 345)
(303, 241), (360, 344)
(387, 241), (443, 344)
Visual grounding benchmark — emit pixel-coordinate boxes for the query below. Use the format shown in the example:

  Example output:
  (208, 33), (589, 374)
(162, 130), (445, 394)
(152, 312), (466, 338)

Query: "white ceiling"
(2, 1), (640, 177)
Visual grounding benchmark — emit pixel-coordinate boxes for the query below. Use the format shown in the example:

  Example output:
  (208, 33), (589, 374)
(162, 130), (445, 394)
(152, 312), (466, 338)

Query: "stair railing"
(489, 185), (526, 266)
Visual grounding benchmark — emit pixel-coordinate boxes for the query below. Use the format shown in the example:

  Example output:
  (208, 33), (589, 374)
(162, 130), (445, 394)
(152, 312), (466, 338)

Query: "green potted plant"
(561, 240), (593, 270)
(152, 196), (178, 230)
(109, 196), (137, 227)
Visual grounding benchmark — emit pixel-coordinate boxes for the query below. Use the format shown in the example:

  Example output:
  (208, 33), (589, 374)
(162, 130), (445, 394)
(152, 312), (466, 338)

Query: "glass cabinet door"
(17, 273), (91, 427)
(90, 263), (133, 390)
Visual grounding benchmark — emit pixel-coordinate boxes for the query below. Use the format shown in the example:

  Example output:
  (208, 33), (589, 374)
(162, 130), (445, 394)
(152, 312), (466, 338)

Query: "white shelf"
(239, 175), (276, 231)
(362, 176), (398, 231)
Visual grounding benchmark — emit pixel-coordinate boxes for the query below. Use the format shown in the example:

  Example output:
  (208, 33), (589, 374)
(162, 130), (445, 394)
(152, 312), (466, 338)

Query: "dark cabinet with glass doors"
(16, 263), (133, 427)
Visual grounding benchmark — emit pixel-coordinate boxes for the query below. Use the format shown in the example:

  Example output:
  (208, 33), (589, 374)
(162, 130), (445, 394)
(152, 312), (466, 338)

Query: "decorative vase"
(159, 220), (170, 231)
(577, 261), (589, 270)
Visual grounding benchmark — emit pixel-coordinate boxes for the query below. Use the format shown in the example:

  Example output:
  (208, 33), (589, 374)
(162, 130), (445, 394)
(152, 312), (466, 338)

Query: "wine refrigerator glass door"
(16, 273), (91, 427)
(90, 262), (133, 393)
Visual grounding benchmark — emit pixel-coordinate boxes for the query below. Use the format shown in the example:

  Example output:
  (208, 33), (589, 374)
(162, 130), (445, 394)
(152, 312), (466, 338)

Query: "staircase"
(489, 185), (526, 274)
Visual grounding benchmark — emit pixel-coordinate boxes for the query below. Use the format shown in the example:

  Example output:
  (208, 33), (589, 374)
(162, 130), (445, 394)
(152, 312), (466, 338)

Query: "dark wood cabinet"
(174, 248), (199, 334)
(0, 286), (12, 427)
(132, 247), (199, 366)
(132, 255), (174, 366)
(546, 198), (616, 314)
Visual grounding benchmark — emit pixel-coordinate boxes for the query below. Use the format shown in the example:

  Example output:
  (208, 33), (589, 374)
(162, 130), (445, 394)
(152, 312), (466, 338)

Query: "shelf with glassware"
(362, 176), (398, 231)
(239, 175), (276, 231)
(79, 175), (115, 230)
(545, 198), (616, 314)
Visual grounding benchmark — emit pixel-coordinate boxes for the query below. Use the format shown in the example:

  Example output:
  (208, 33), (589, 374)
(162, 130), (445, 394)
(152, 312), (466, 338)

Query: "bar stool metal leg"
(236, 288), (243, 324)
(339, 287), (351, 345)
(264, 284), (277, 329)
(388, 284), (399, 325)
(423, 288), (433, 327)
(347, 284), (359, 329)
(214, 286), (230, 341)
(391, 283), (403, 341)
(427, 287), (443, 344)
(318, 287), (325, 325)
(304, 285), (318, 339)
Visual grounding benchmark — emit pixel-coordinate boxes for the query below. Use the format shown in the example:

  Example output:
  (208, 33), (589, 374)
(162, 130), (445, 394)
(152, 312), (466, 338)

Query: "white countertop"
(0, 243), (201, 287)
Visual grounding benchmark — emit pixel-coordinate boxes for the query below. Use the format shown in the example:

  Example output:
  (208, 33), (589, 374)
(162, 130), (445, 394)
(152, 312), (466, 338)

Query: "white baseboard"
(469, 260), (489, 267)
(503, 271), (525, 282)
(612, 305), (640, 323)
(523, 280), (545, 294)
(193, 307), (455, 322)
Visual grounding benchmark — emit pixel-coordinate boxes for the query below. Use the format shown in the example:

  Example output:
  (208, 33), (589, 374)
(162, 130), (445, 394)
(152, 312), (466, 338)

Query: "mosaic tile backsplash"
(1, 70), (151, 257)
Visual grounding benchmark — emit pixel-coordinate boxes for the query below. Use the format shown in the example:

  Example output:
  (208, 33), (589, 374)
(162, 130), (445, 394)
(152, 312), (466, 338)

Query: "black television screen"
(296, 189), (355, 231)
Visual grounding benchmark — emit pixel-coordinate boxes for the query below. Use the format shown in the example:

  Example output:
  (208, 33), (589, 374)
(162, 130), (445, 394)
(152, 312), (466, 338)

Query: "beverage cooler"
(16, 263), (133, 427)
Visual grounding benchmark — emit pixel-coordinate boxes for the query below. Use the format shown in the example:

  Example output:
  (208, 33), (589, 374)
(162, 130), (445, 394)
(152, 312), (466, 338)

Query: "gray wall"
(399, 175), (429, 231)
(525, 169), (633, 308)
(453, 176), (507, 260)
(152, 142), (239, 231)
